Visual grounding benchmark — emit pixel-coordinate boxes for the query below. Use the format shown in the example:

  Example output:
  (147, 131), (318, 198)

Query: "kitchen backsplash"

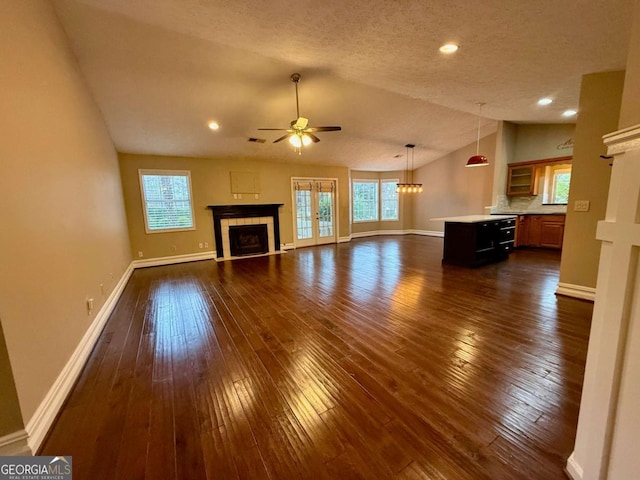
(491, 194), (567, 214)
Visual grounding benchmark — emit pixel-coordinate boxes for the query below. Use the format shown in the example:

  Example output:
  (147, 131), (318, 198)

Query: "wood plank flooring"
(40, 236), (593, 479)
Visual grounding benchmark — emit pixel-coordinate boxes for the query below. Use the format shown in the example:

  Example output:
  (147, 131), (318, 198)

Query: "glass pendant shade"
(289, 134), (302, 148)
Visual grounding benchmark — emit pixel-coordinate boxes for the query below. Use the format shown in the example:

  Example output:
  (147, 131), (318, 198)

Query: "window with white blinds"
(139, 170), (196, 233)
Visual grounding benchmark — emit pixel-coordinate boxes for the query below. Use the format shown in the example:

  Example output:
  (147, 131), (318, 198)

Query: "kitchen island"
(433, 215), (517, 267)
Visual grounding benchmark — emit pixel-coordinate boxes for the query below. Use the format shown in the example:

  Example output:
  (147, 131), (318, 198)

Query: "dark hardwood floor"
(41, 236), (593, 479)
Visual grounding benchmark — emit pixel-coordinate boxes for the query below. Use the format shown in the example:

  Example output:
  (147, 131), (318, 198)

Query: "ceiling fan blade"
(305, 126), (342, 132)
(273, 133), (293, 143)
(306, 133), (321, 143)
(258, 128), (290, 131)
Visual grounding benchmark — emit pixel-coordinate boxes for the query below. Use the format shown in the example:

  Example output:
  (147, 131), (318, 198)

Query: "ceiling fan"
(259, 73), (341, 154)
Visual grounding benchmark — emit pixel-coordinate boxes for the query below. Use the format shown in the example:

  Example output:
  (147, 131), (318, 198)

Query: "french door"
(292, 178), (337, 247)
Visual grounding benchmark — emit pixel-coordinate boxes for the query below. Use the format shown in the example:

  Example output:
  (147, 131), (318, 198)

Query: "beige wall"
(119, 153), (350, 257)
(0, 320), (23, 437)
(0, 0), (131, 425)
(619, 1), (640, 128)
(350, 170), (411, 234)
(559, 71), (626, 289)
(511, 124), (575, 163)
(413, 134), (496, 232)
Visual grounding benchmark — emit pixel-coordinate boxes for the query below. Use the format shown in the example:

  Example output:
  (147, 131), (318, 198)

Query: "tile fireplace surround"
(208, 204), (283, 259)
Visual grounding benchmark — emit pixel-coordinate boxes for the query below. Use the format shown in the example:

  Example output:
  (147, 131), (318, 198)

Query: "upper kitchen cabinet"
(507, 164), (537, 196)
(506, 156), (572, 201)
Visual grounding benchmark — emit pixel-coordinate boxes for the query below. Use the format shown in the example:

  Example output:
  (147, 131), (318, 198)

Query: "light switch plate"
(574, 200), (590, 212)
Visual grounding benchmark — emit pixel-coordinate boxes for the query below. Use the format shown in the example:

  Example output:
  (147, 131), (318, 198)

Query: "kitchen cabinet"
(440, 215), (516, 267)
(507, 165), (536, 196)
(516, 214), (565, 249)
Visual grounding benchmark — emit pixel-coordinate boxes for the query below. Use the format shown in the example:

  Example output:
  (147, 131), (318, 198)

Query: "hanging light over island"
(396, 144), (423, 193)
(466, 103), (490, 167)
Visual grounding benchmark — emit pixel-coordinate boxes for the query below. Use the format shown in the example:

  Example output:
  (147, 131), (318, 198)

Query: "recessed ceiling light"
(208, 121), (220, 130)
(538, 98), (553, 106)
(439, 43), (459, 54)
(562, 109), (577, 117)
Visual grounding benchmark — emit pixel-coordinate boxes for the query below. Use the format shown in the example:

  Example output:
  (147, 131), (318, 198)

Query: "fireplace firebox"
(229, 225), (269, 256)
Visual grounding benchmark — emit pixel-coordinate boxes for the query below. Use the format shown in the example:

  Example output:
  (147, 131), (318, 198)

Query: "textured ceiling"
(52, 0), (635, 170)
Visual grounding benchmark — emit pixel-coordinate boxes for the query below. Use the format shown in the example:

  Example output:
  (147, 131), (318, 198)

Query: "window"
(352, 179), (399, 222)
(551, 168), (571, 204)
(542, 163), (572, 205)
(353, 180), (379, 222)
(139, 170), (195, 233)
(381, 180), (399, 220)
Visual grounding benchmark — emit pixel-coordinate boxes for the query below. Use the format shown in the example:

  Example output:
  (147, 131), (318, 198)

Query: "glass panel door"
(292, 179), (337, 247)
(296, 189), (313, 243)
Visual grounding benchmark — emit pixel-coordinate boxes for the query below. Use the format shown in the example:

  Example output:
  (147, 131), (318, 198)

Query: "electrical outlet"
(204, 242), (209, 248)
(199, 243), (203, 249)
(574, 200), (590, 212)
(99, 283), (105, 296)
(138, 251), (143, 258)
(86, 298), (94, 315)
(171, 245), (177, 252)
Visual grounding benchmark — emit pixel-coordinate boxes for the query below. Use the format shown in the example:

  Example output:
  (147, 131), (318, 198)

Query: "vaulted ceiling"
(52, 0), (635, 170)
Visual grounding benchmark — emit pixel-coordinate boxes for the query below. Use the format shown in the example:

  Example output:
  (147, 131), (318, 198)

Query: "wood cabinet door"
(515, 216), (529, 246)
(540, 217), (565, 249)
(527, 216), (542, 246)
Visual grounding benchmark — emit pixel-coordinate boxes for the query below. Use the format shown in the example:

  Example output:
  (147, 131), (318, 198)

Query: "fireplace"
(229, 224), (269, 256)
(208, 204), (283, 259)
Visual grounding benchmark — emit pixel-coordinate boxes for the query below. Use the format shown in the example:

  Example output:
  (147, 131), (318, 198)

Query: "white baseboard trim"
(350, 229), (444, 239)
(281, 243), (296, 251)
(0, 430), (31, 456)
(556, 282), (596, 302)
(565, 453), (583, 480)
(408, 229), (445, 237)
(351, 229), (406, 239)
(25, 263), (135, 453)
(338, 236), (351, 243)
(132, 251), (216, 268)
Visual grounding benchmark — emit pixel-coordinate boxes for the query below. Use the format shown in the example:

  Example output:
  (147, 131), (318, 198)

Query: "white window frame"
(380, 179), (400, 221)
(542, 164), (572, 205)
(550, 167), (571, 204)
(139, 169), (196, 234)
(352, 180), (379, 222)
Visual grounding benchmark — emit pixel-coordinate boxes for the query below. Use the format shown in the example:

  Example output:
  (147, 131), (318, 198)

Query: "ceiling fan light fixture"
(258, 73), (342, 154)
(289, 133), (312, 148)
(466, 103), (490, 168)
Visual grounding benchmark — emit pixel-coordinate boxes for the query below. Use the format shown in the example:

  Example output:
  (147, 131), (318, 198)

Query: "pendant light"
(466, 102), (489, 167)
(396, 144), (423, 193)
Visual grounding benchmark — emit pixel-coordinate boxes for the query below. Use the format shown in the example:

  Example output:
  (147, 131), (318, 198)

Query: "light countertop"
(431, 215), (517, 223)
